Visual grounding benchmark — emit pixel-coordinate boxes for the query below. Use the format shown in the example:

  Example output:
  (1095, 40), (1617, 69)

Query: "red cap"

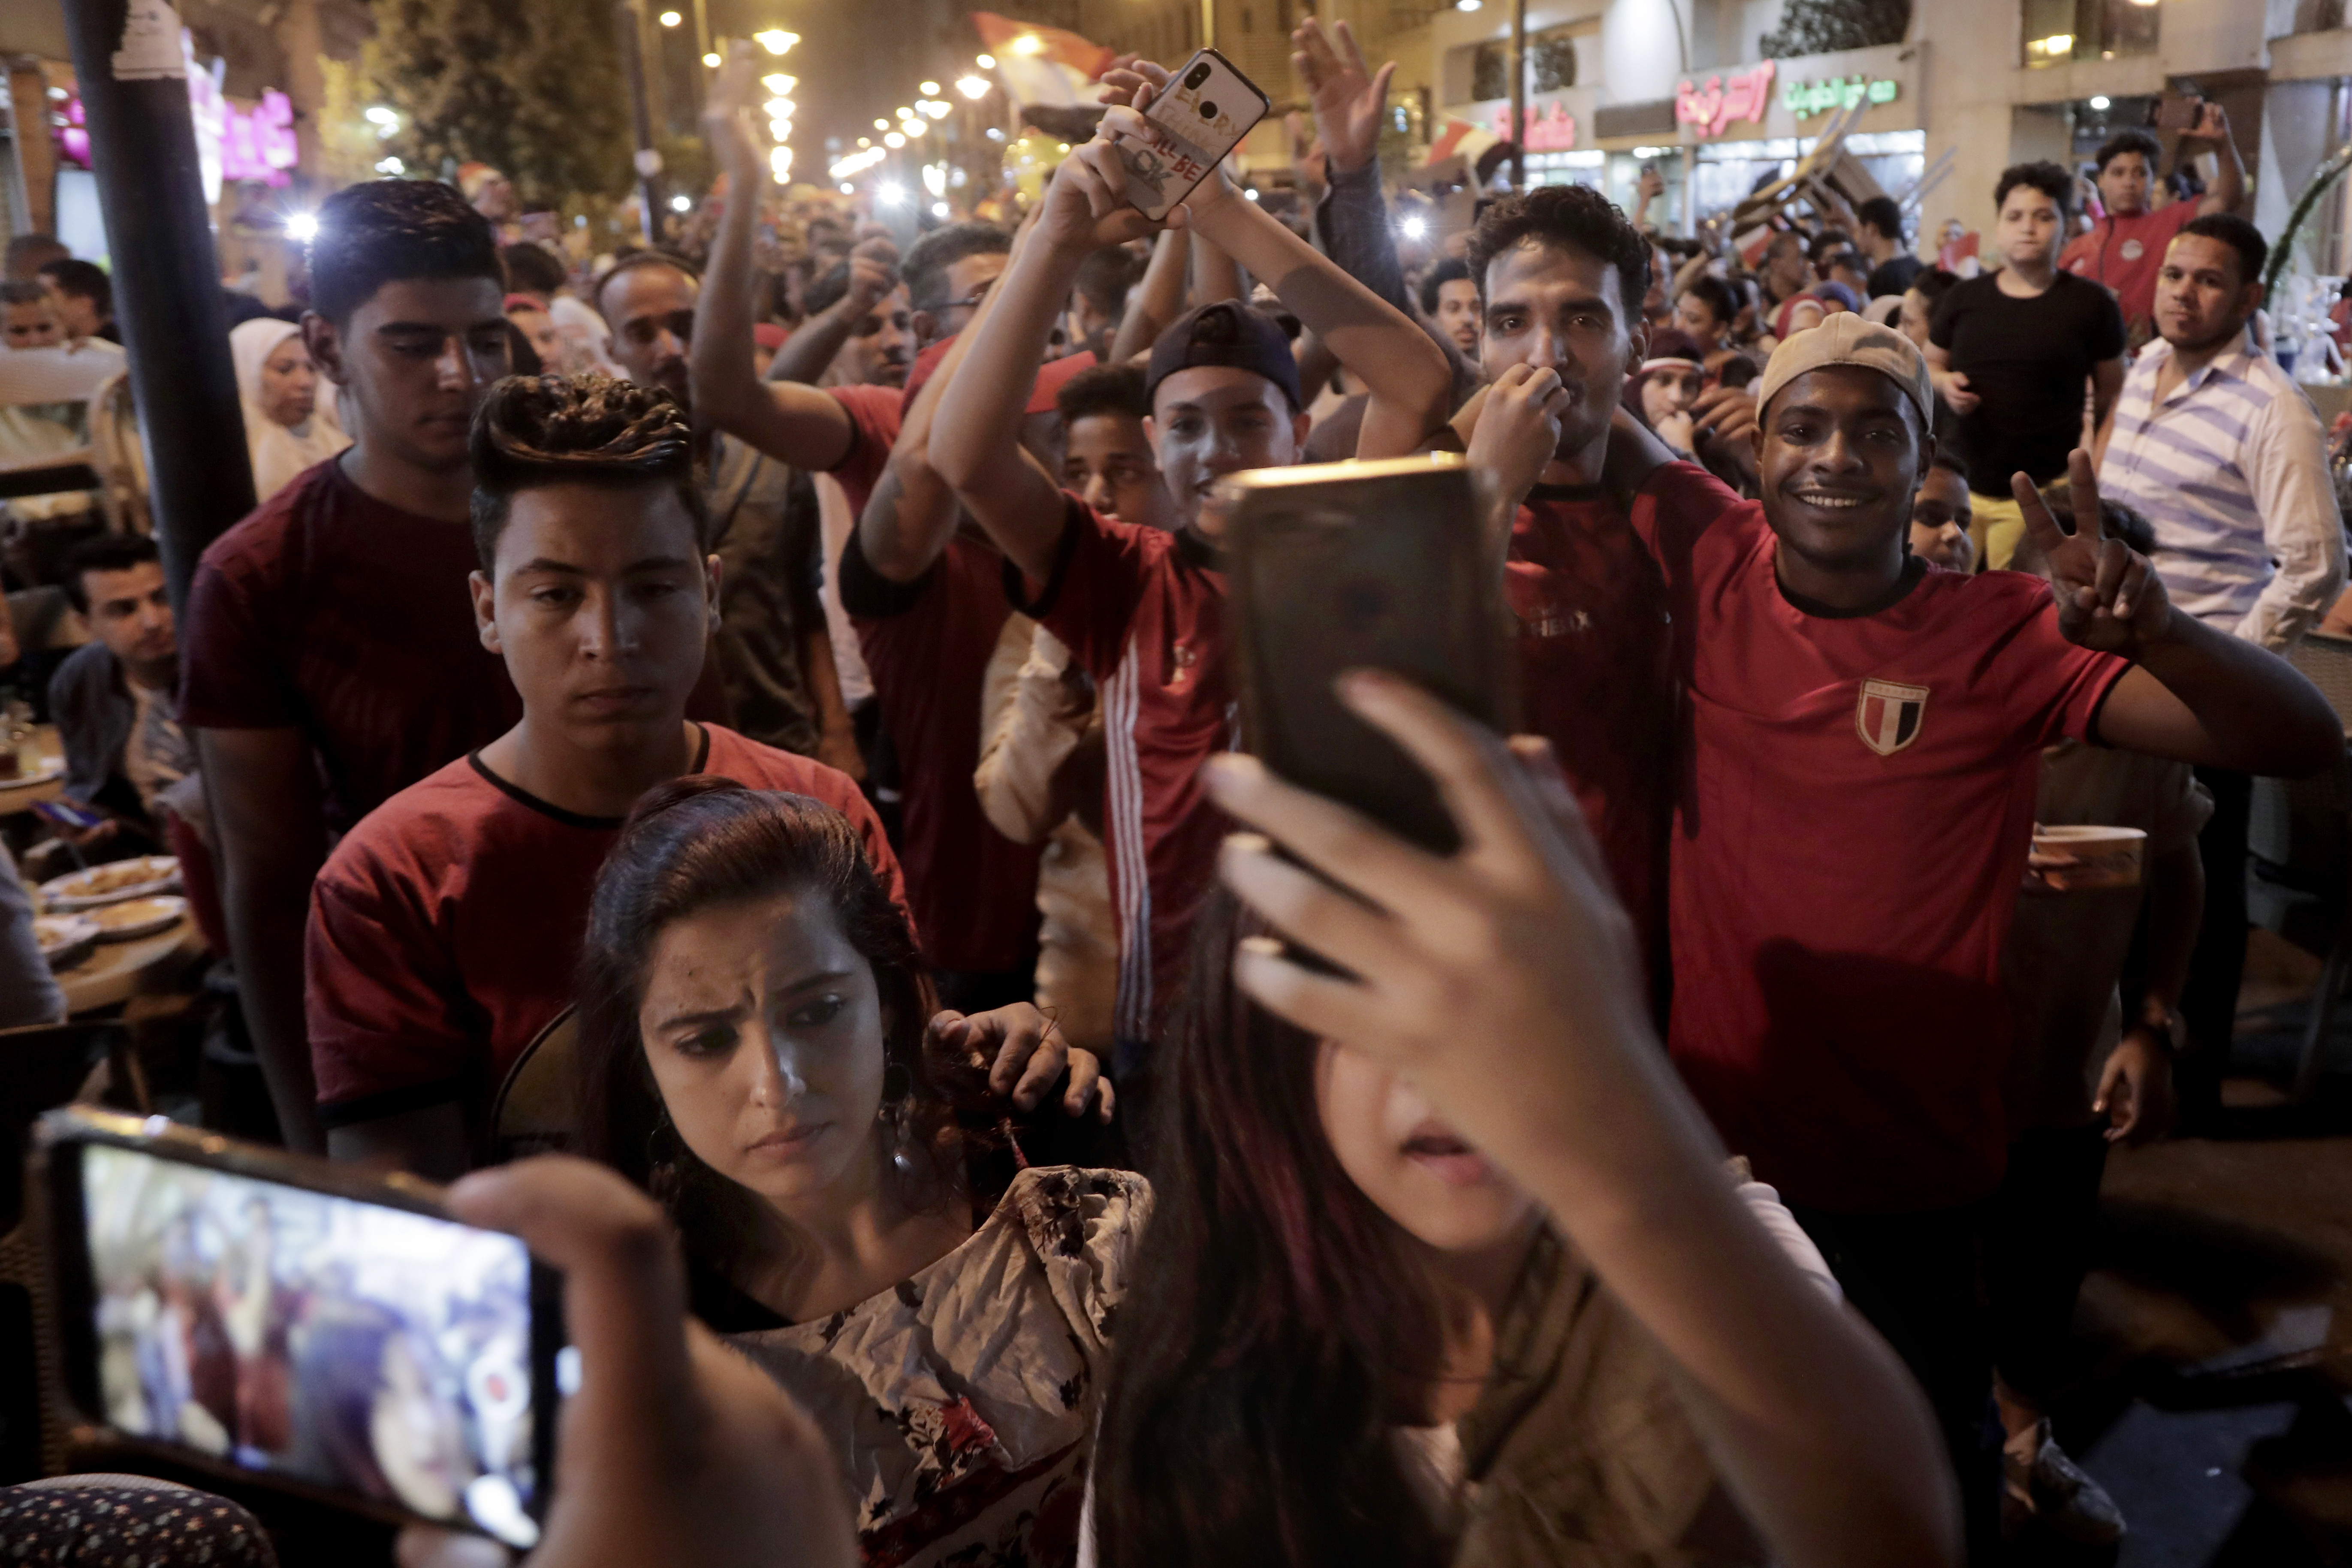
(901, 337), (1099, 417)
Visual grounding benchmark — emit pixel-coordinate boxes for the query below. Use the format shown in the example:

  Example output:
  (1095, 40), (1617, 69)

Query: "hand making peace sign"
(2012, 448), (2172, 656)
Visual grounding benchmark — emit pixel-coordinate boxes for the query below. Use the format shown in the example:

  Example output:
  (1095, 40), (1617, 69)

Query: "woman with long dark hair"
(1091, 674), (1961, 1568)
(573, 778), (1130, 1568)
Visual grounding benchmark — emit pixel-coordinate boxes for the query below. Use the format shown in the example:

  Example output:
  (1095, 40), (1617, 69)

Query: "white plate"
(33, 913), (99, 968)
(0, 755), (65, 789)
(86, 895), (186, 943)
(40, 855), (181, 911)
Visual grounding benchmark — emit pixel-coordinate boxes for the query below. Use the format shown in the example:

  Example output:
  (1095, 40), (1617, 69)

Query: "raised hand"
(1291, 17), (1396, 177)
(2012, 448), (2171, 655)
(839, 251), (897, 317)
(702, 42), (767, 183)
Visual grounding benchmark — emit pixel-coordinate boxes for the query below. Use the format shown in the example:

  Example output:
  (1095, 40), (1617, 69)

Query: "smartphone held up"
(1111, 48), (1270, 220)
(35, 1110), (560, 1547)
(1226, 454), (1515, 854)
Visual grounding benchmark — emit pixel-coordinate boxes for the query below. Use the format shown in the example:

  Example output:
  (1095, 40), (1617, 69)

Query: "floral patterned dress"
(721, 1166), (1149, 1568)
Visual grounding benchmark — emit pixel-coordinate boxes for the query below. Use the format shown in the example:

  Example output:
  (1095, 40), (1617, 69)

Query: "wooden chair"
(486, 1007), (579, 1167)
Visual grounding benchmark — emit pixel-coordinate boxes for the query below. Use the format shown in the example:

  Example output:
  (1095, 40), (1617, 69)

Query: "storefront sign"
(1782, 73), (1900, 120)
(1487, 98), (1578, 152)
(1674, 62), (1775, 138)
(55, 75), (296, 193)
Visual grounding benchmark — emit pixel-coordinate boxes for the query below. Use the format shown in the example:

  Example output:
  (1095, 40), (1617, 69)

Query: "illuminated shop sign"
(1488, 98), (1579, 151)
(1782, 73), (1900, 120)
(1674, 61), (1774, 137)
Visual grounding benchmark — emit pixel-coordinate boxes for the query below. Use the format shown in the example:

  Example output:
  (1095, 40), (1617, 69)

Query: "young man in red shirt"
(690, 51), (1046, 1013)
(308, 377), (1098, 1179)
(304, 375), (892, 1176)
(930, 83), (1451, 1068)
(181, 178), (523, 1152)
(2060, 115), (2245, 349)
(1605, 315), (2337, 1554)
(1458, 183), (1755, 986)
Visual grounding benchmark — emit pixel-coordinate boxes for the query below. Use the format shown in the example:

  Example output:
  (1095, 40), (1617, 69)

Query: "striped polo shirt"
(2097, 335), (2345, 649)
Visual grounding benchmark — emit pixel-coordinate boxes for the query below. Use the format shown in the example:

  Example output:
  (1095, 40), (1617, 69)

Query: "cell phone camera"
(1184, 61), (1213, 90)
(1199, 100), (1218, 121)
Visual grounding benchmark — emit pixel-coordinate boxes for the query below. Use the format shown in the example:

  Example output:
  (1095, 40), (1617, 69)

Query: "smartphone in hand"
(35, 1109), (561, 1547)
(1113, 49), (1271, 221)
(1227, 454), (1515, 855)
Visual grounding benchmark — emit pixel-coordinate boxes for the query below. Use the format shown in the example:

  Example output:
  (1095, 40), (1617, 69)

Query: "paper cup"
(2029, 825), (2147, 891)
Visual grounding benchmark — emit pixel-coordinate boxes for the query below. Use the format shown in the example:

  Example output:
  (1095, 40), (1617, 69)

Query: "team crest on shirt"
(1856, 678), (1930, 757)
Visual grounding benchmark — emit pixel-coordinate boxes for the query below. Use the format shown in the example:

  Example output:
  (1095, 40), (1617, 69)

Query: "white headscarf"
(229, 317), (348, 501)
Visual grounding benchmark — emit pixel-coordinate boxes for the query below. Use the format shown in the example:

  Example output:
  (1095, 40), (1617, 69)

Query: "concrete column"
(272, 0), (326, 185)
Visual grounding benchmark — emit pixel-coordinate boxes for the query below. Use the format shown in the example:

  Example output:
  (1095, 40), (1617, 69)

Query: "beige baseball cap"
(1755, 313), (1935, 429)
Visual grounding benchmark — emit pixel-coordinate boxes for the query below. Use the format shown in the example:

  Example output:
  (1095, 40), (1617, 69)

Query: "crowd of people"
(3, 19), (2349, 1567)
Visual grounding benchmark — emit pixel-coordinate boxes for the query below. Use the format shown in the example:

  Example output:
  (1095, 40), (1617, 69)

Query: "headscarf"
(229, 316), (348, 501)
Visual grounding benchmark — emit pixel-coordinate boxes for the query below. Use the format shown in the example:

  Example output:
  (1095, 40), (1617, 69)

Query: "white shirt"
(2099, 332), (2347, 650)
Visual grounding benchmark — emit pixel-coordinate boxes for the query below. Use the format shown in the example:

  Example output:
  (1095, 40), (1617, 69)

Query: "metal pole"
(614, 0), (662, 244)
(59, 0), (255, 610)
(1508, 0), (1527, 194)
(691, 0), (711, 114)
(1200, 0), (1216, 51)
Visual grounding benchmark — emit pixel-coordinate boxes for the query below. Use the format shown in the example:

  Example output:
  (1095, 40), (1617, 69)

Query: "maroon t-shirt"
(827, 383), (903, 519)
(1629, 463), (2129, 1212)
(1506, 484), (1677, 982)
(1013, 498), (1230, 1046)
(837, 528), (1042, 974)
(306, 724), (903, 1123)
(178, 458), (522, 832)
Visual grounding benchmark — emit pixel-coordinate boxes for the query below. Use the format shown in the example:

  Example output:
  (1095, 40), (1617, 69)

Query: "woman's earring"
(880, 1062), (916, 1174)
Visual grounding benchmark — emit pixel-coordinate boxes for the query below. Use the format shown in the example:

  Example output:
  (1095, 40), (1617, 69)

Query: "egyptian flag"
(972, 12), (1116, 106)
(1423, 116), (1499, 171)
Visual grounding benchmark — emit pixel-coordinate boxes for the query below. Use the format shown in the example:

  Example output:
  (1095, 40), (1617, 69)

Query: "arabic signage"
(1487, 98), (1579, 152)
(1783, 73), (1900, 120)
(1674, 62), (1774, 138)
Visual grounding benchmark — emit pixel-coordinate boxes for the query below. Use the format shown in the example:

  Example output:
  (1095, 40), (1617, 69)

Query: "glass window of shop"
(1466, 24), (1580, 103)
(1686, 131), (1925, 227)
(2023, 0), (2159, 68)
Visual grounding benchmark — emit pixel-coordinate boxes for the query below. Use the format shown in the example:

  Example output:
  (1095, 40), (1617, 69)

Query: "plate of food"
(86, 895), (186, 943)
(33, 913), (99, 969)
(0, 754), (65, 789)
(40, 855), (180, 911)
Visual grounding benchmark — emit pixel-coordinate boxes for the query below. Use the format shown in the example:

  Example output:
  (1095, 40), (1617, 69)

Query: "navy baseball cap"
(1145, 300), (1303, 412)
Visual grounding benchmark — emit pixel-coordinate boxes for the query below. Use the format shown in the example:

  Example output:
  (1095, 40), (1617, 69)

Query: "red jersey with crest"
(1631, 463), (2129, 1212)
(1013, 498), (1230, 1049)
(1506, 483), (1677, 985)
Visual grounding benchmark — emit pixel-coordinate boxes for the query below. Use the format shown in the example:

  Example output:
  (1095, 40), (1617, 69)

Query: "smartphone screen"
(1116, 49), (1270, 221)
(61, 1135), (547, 1547)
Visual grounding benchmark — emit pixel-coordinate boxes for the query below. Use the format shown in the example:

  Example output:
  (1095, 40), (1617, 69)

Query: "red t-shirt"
(2059, 200), (2201, 342)
(826, 383), (903, 519)
(1016, 498), (1229, 1046)
(305, 724), (903, 1124)
(836, 528), (1043, 974)
(178, 458), (522, 832)
(1507, 485), (1677, 980)
(1631, 463), (2129, 1213)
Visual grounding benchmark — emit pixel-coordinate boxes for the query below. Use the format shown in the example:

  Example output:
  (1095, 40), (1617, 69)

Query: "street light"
(754, 29), (797, 54)
(920, 80), (941, 94)
(2089, 94), (2110, 110)
(763, 74), (796, 95)
(956, 75), (989, 100)
(770, 147), (792, 180)
(874, 118), (890, 130)
(857, 136), (871, 148)
(766, 97), (795, 117)
(884, 131), (905, 148)
(670, 193), (692, 211)
(702, 51), (721, 66)
(977, 52), (995, 68)
(658, 10), (681, 25)
(904, 118), (927, 137)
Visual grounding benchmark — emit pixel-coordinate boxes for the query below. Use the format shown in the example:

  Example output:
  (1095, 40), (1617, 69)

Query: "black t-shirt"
(1866, 254), (1923, 299)
(1929, 271), (2125, 497)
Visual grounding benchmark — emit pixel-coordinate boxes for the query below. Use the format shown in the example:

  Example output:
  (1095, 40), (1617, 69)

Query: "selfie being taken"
(6, 6), (2352, 1568)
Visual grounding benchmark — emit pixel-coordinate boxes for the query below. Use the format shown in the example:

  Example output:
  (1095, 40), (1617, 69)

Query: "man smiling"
(1607, 313), (2338, 1557)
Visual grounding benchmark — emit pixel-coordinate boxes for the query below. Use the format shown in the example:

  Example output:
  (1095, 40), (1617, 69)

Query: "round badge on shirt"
(2120, 239), (2144, 262)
